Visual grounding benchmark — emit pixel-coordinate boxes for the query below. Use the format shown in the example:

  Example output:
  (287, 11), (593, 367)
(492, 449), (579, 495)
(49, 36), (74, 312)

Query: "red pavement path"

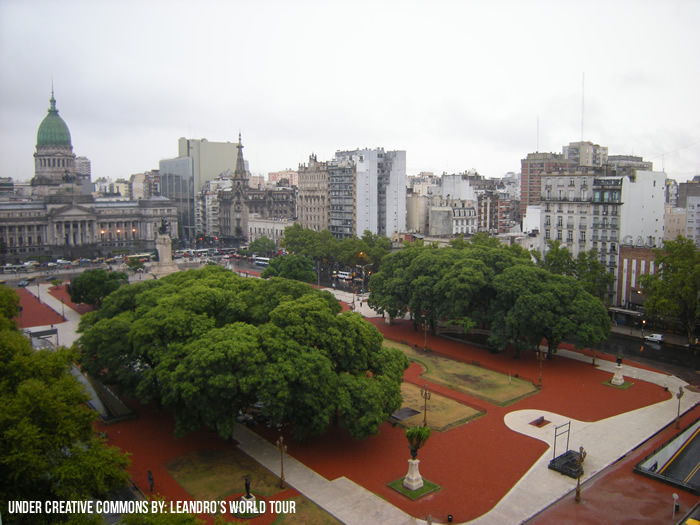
(251, 313), (672, 523)
(13, 287), (65, 328)
(94, 403), (300, 525)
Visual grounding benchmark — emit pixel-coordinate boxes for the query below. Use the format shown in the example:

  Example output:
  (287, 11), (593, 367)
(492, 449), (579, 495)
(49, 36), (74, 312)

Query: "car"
(18, 280), (30, 287)
(644, 333), (664, 344)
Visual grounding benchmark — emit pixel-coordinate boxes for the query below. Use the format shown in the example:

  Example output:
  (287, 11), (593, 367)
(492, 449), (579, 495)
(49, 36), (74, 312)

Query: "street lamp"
(421, 384), (431, 427)
(641, 319), (646, 339)
(276, 436), (287, 489)
(536, 349), (546, 388)
(676, 387), (685, 429)
(575, 446), (587, 503)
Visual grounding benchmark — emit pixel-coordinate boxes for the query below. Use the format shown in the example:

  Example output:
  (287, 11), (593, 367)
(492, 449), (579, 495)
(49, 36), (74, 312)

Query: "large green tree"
(0, 290), (130, 522)
(640, 236), (700, 343)
(534, 240), (614, 302)
(70, 268), (128, 308)
(248, 235), (277, 257)
(261, 254), (317, 283)
(78, 266), (408, 441)
(490, 265), (610, 358)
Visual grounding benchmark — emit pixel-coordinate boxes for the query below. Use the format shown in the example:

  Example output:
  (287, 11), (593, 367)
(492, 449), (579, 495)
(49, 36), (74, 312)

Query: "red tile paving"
(251, 315), (673, 523)
(14, 286), (696, 523)
(13, 287), (65, 328)
(48, 283), (94, 315)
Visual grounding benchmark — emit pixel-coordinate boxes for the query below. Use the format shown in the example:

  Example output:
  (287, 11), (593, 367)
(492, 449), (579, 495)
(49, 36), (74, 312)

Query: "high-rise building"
(159, 137), (240, 240)
(563, 141), (608, 167)
(334, 148), (406, 237)
(297, 154), (330, 233)
(520, 152), (573, 220)
(539, 167), (666, 305)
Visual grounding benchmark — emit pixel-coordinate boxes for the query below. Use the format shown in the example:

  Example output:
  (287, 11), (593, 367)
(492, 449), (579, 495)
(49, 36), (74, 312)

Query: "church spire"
(234, 133), (248, 181)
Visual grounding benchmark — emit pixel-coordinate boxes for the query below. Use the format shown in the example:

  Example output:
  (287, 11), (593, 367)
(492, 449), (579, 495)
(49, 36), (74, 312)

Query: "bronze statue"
(158, 217), (169, 235)
(244, 475), (251, 497)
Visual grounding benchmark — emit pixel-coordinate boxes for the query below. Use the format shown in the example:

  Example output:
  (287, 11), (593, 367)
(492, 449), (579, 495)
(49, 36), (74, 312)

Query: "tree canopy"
(69, 268), (128, 308)
(533, 240), (614, 302)
(261, 254), (317, 283)
(78, 266), (409, 441)
(281, 224), (391, 273)
(369, 239), (610, 356)
(0, 286), (130, 522)
(248, 236), (277, 257)
(640, 236), (700, 343)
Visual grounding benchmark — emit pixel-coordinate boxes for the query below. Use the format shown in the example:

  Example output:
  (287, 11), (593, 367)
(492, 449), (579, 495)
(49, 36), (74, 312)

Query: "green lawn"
(384, 340), (538, 406)
(166, 448), (341, 524)
(397, 382), (483, 431)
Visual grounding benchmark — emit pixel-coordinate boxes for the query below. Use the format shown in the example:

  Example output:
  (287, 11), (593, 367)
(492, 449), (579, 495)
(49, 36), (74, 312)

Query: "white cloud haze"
(1, 0), (698, 182)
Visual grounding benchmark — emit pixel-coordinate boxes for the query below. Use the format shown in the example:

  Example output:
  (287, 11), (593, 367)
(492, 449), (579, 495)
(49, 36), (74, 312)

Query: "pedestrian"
(148, 470), (154, 492)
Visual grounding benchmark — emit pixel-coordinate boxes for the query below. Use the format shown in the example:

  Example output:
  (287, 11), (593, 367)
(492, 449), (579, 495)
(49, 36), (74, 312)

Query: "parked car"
(18, 280), (30, 287)
(644, 333), (664, 344)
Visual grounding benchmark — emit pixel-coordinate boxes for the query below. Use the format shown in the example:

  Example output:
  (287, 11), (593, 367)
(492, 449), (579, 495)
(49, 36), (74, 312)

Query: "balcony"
(579, 223), (588, 230)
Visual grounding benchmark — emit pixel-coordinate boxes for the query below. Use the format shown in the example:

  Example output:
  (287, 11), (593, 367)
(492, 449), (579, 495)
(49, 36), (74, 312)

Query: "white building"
(539, 168), (666, 304)
(685, 196), (700, 247)
(334, 148), (406, 237)
(195, 173), (234, 237)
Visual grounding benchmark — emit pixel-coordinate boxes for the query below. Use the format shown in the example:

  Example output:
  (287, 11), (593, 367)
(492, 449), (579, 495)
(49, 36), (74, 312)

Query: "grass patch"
(602, 379), (634, 390)
(396, 382), (483, 431)
(167, 448), (281, 501)
(387, 478), (441, 500)
(384, 340), (538, 406)
(272, 495), (343, 524)
(167, 448), (341, 524)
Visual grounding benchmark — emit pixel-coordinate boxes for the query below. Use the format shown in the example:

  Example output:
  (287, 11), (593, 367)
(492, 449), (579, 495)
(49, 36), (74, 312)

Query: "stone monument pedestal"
(240, 493), (256, 503)
(403, 458), (424, 490)
(611, 364), (625, 386)
(150, 232), (179, 278)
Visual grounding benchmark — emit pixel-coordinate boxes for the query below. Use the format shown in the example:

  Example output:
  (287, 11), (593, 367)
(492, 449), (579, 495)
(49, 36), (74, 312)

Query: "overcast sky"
(1, 0), (699, 183)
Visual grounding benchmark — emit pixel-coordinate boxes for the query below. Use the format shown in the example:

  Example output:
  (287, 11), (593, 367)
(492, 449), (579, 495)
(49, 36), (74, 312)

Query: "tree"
(248, 236), (277, 257)
(261, 254), (317, 283)
(406, 426), (431, 458)
(640, 236), (700, 344)
(70, 268), (128, 308)
(490, 266), (610, 358)
(0, 311), (129, 522)
(534, 241), (613, 302)
(78, 266), (409, 441)
(0, 284), (20, 324)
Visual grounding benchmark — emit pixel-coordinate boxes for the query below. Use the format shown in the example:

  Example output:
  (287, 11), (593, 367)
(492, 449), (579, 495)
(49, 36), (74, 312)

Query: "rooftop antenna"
(536, 116), (540, 152)
(581, 72), (585, 142)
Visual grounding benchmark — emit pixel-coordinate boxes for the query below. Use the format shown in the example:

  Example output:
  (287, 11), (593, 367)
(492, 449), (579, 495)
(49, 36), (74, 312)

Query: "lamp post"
(536, 349), (546, 388)
(276, 436), (287, 489)
(641, 319), (646, 339)
(421, 384), (431, 427)
(676, 387), (685, 429)
(61, 297), (65, 321)
(575, 446), (587, 503)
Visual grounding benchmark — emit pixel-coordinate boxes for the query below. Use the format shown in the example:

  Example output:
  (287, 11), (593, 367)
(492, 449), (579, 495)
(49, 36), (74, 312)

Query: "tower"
(32, 90), (78, 197)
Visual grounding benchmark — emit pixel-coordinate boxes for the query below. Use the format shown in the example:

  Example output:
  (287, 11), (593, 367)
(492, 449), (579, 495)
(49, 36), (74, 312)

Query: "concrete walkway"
(22, 281), (700, 524)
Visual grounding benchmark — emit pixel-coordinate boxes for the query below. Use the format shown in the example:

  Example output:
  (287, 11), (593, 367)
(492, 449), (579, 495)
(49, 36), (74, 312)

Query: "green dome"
(36, 93), (72, 147)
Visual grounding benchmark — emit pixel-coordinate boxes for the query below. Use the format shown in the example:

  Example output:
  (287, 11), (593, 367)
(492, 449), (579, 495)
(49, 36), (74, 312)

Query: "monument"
(150, 217), (179, 278)
(611, 354), (625, 386)
(241, 475), (256, 503)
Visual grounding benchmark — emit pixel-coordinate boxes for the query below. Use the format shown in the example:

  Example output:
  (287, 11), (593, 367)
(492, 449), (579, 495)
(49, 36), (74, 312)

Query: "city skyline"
(1, 1), (699, 183)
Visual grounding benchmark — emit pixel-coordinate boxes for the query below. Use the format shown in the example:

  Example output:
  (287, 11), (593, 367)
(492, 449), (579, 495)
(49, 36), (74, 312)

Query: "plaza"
(11, 279), (700, 524)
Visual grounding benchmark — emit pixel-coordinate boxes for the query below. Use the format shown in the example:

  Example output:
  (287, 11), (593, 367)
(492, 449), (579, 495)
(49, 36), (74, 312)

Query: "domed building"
(31, 90), (80, 197)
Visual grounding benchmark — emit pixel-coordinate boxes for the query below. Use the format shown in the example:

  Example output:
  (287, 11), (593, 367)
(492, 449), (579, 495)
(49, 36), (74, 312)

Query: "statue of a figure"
(158, 217), (169, 235)
(244, 475), (251, 497)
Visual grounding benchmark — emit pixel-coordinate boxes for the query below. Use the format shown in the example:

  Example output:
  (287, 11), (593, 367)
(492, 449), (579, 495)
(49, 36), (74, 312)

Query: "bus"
(253, 256), (270, 267)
